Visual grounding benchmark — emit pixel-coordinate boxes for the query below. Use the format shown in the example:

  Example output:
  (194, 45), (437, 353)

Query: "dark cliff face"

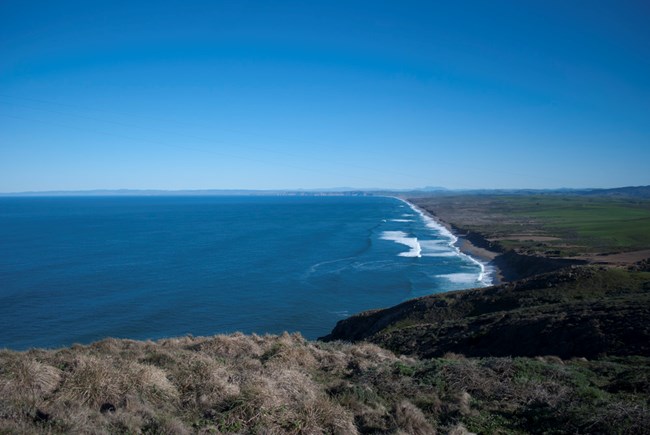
(453, 227), (505, 253)
(321, 267), (650, 359)
(492, 250), (587, 281)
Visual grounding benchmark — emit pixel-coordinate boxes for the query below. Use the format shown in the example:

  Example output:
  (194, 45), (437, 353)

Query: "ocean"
(0, 195), (490, 349)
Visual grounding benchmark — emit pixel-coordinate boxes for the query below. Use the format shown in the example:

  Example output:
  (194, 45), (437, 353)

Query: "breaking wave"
(380, 230), (422, 257)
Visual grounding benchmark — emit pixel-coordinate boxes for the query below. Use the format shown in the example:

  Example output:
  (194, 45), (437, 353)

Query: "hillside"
(2, 332), (650, 434)
(322, 266), (650, 359)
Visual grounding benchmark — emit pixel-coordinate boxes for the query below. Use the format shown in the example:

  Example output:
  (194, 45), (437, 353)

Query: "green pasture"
(499, 196), (650, 251)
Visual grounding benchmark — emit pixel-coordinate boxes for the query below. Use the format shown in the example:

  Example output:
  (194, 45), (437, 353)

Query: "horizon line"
(1, 185), (649, 196)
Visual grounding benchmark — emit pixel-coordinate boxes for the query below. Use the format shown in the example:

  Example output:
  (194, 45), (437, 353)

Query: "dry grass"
(0, 333), (379, 434)
(0, 333), (648, 434)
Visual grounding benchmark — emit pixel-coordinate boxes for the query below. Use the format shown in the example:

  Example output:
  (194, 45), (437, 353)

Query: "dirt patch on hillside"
(570, 249), (650, 265)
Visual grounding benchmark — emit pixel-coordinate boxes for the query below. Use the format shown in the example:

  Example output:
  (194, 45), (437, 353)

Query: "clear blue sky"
(1, 0), (649, 191)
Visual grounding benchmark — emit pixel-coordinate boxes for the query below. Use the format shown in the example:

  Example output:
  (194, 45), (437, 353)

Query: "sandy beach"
(399, 197), (503, 285)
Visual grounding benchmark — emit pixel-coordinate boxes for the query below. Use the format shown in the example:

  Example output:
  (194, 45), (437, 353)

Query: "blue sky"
(1, 0), (649, 191)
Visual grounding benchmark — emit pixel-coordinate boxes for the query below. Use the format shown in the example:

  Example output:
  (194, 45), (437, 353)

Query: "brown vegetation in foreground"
(2, 331), (650, 434)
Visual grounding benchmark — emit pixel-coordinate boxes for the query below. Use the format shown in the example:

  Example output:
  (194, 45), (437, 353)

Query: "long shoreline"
(395, 197), (500, 286)
(397, 198), (594, 285)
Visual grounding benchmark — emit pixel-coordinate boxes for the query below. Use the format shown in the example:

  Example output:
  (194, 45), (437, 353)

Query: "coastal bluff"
(321, 266), (650, 359)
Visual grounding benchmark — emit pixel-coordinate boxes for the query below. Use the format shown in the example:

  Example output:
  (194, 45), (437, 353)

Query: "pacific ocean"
(0, 195), (489, 349)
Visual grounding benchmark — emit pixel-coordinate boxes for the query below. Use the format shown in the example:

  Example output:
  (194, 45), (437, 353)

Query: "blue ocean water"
(0, 196), (489, 349)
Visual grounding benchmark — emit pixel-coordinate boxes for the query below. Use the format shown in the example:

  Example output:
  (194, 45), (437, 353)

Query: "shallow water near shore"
(0, 195), (488, 349)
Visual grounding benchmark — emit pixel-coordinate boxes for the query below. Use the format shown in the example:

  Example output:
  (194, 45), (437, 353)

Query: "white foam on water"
(437, 273), (482, 284)
(419, 240), (458, 257)
(390, 218), (414, 222)
(304, 256), (359, 279)
(394, 198), (493, 286)
(380, 230), (422, 258)
(351, 260), (396, 271)
(458, 251), (491, 285)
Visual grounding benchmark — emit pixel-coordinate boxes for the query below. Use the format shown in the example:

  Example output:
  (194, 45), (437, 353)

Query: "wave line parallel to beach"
(379, 230), (422, 257)
(394, 197), (493, 286)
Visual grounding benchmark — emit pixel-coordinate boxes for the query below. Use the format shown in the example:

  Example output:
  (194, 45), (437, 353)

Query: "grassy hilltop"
(2, 333), (650, 434)
(2, 193), (650, 434)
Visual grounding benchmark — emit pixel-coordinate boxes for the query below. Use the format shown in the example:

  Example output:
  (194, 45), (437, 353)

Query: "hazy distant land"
(2, 184), (649, 198)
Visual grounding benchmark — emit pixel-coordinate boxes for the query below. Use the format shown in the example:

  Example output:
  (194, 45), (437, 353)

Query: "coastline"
(395, 197), (501, 286)
(399, 198), (594, 284)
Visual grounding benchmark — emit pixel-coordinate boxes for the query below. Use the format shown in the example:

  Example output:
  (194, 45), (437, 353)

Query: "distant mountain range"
(580, 185), (650, 198)
(1, 185), (649, 198)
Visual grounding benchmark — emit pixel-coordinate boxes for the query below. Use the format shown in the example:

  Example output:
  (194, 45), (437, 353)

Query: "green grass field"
(412, 195), (650, 255)
(504, 196), (650, 251)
